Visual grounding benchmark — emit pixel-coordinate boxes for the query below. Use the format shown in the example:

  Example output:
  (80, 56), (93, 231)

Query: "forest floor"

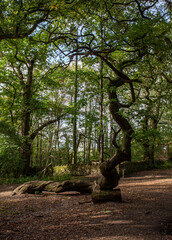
(0, 169), (172, 240)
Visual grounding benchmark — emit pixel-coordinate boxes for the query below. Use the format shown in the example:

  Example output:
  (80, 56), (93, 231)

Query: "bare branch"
(134, 0), (151, 19)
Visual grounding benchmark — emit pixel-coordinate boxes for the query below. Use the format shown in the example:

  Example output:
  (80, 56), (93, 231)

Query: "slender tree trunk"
(35, 131), (39, 163)
(21, 61), (34, 175)
(83, 104), (88, 163)
(86, 137), (92, 163)
(64, 134), (70, 164)
(39, 130), (42, 168)
(99, 57), (104, 163)
(86, 101), (93, 162)
(142, 115), (150, 160)
(57, 119), (60, 149)
(73, 34), (78, 165)
(46, 119), (53, 165)
(150, 118), (158, 165)
(99, 19), (104, 163)
(83, 129), (86, 163)
(55, 119), (60, 164)
(104, 121), (109, 156)
(110, 116), (114, 156)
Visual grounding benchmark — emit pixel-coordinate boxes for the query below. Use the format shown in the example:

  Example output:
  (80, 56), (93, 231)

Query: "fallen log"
(12, 180), (93, 196)
(12, 180), (122, 203)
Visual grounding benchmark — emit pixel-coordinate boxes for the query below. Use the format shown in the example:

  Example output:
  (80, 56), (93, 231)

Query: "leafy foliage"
(0, 0), (171, 177)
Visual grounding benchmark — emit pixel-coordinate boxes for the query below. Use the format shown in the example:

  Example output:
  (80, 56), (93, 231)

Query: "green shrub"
(0, 173), (71, 185)
(119, 160), (154, 176)
(155, 160), (172, 170)
(0, 145), (22, 177)
(54, 164), (100, 176)
(0, 175), (39, 184)
(52, 174), (71, 182)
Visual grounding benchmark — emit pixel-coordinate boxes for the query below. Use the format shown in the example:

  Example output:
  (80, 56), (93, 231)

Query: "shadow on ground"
(0, 169), (172, 240)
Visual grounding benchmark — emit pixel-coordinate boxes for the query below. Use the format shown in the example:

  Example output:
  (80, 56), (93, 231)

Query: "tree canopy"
(0, 0), (171, 179)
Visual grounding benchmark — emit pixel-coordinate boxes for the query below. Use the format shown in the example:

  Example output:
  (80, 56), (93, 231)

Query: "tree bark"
(97, 78), (134, 191)
(12, 180), (93, 195)
(20, 61), (34, 175)
(142, 115), (151, 160)
(92, 189), (122, 203)
(99, 26), (104, 163)
(73, 45), (78, 165)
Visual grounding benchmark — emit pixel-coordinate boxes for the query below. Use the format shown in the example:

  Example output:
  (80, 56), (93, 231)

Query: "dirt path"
(0, 169), (172, 240)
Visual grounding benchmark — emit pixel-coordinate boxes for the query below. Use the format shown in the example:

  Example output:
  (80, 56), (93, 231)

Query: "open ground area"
(0, 169), (172, 240)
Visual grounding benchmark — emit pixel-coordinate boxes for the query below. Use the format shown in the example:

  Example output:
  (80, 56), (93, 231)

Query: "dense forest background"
(0, 0), (171, 178)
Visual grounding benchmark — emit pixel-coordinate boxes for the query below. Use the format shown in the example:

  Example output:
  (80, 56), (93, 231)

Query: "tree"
(59, 0), (171, 191)
(132, 60), (172, 163)
(0, 0), (171, 203)
(0, 38), (65, 175)
(72, 31), (79, 165)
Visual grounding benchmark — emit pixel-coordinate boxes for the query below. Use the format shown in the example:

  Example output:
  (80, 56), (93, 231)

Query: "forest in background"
(0, 0), (171, 179)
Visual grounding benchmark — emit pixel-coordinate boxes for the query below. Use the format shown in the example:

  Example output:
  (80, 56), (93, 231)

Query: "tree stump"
(92, 188), (122, 203)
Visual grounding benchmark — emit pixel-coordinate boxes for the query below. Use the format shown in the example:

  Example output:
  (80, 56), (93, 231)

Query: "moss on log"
(92, 189), (122, 203)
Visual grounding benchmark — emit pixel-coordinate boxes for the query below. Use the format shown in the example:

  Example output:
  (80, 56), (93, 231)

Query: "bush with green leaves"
(0, 144), (22, 177)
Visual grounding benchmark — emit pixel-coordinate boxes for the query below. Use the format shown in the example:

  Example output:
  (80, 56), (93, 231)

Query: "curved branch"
(111, 127), (121, 149)
(30, 114), (66, 140)
(95, 52), (131, 81)
(134, 0), (150, 20)
(0, 15), (48, 41)
(119, 82), (136, 108)
(14, 51), (27, 66)
(65, 0), (76, 4)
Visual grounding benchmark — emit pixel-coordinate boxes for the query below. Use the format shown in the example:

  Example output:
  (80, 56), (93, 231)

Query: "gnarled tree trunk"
(96, 78), (134, 192)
